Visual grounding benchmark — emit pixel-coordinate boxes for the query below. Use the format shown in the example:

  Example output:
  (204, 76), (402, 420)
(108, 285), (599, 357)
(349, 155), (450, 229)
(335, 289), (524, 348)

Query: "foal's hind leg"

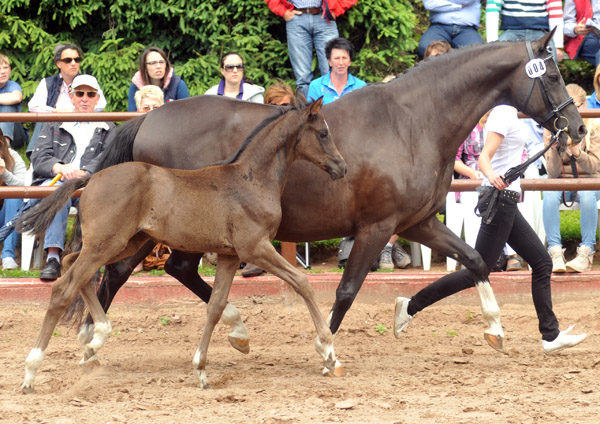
(193, 255), (240, 389)
(22, 253), (105, 393)
(245, 241), (338, 376)
(165, 250), (250, 354)
(399, 216), (505, 352)
(78, 281), (112, 364)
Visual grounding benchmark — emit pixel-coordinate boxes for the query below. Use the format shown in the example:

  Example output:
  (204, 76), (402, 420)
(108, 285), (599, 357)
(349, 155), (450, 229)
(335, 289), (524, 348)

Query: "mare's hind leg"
(245, 240), (338, 376)
(193, 255), (240, 389)
(399, 215), (504, 352)
(22, 251), (106, 394)
(165, 250), (250, 354)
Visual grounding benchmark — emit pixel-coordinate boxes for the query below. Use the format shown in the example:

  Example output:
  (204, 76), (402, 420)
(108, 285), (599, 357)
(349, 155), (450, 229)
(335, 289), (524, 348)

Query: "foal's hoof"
(229, 336), (250, 354)
(484, 333), (507, 354)
(322, 362), (346, 377)
(21, 385), (34, 395)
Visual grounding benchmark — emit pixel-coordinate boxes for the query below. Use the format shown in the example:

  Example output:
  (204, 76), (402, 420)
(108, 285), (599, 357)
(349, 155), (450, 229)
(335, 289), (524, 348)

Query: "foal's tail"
(95, 114), (146, 171)
(16, 176), (92, 236)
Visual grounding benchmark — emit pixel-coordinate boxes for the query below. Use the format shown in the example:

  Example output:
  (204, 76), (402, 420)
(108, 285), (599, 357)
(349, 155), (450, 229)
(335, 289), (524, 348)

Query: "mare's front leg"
(399, 216), (504, 352)
(165, 250), (250, 354)
(248, 241), (339, 377)
(22, 257), (103, 393)
(193, 255), (240, 389)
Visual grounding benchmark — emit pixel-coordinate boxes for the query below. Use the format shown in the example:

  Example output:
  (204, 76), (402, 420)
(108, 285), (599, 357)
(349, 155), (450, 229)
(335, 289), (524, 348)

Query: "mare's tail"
(96, 114), (146, 171)
(16, 176), (92, 236)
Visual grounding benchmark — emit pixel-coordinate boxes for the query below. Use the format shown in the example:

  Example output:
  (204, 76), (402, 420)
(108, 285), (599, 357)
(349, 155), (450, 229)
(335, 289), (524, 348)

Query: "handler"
(394, 105), (588, 354)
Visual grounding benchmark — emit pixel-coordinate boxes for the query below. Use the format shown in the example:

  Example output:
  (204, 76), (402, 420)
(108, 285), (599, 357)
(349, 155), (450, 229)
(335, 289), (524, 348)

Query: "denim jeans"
(577, 33), (600, 67)
(0, 104), (19, 141)
(0, 198), (23, 259)
(417, 23), (483, 58)
(408, 190), (559, 341)
(543, 190), (600, 249)
(28, 179), (78, 252)
(499, 29), (558, 63)
(286, 13), (339, 96)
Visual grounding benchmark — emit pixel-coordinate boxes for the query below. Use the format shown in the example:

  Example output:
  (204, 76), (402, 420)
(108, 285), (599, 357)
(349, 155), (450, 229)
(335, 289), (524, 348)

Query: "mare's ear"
(535, 27), (555, 54)
(296, 89), (307, 105)
(308, 97), (324, 120)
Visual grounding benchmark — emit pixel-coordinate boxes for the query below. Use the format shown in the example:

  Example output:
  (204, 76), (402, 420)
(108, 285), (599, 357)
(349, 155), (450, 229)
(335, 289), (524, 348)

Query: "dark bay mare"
(79, 32), (584, 364)
(18, 99), (347, 393)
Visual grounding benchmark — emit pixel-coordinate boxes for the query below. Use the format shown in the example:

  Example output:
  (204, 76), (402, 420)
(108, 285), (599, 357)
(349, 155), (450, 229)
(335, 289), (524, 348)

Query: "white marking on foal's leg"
(475, 280), (506, 353)
(77, 323), (94, 346)
(220, 303), (250, 354)
(22, 348), (44, 393)
(81, 321), (112, 364)
(192, 348), (209, 389)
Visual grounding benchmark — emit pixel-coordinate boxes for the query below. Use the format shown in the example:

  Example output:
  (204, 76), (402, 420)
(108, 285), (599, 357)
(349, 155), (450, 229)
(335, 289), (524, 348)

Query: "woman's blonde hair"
(0, 128), (15, 173)
(567, 83), (595, 152)
(134, 85), (164, 110)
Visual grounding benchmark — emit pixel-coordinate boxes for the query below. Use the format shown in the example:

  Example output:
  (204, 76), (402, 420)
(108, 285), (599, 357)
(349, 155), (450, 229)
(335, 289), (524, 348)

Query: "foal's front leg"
(193, 255), (240, 389)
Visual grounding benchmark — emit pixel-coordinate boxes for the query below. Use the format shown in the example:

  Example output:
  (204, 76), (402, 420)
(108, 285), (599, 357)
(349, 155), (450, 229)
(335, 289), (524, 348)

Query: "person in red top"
(564, 0), (600, 66)
(265, 0), (357, 96)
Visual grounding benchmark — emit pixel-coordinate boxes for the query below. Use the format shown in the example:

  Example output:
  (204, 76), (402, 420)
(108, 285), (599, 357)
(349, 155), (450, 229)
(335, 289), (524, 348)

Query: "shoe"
(548, 245), (566, 273)
(505, 254), (523, 271)
(241, 262), (265, 278)
(542, 325), (587, 354)
(40, 258), (60, 281)
(378, 247), (394, 270)
(565, 245), (594, 273)
(2, 257), (19, 270)
(391, 243), (411, 269)
(394, 296), (413, 338)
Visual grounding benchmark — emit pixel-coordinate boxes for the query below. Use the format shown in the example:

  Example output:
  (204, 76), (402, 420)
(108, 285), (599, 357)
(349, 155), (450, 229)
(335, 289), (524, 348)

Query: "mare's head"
(295, 97), (346, 180)
(511, 29), (586, 145)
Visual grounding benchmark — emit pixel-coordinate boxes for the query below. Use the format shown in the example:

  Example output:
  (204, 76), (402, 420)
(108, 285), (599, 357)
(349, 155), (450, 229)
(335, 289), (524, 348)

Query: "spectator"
(587, 63), (600, 108)
(127, 46), (189, 112)
(544, 84), (600, 273)
(417, 0), (483, 59)
(394, 105), (588, 355)
(134, 85), (164, 113)
(265, 0), (357, 96)
(29, 75), (115, 281)
(423, 40), (452, 59)
(241, 80), (297, 278)
(204, 52), (265, 103)
(27, 44), (107, 155)
(486, 0), (564, 62)
(0, 53), (27, 149)
(307, 37), (366, 104)
(563, 0), (600, 66)
(0, 128), (26, 269)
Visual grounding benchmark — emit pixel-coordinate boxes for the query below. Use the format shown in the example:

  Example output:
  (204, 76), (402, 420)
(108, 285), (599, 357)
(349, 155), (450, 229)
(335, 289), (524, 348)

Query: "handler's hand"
(283, 10), (301, 21)
(489, 173), (508, 191)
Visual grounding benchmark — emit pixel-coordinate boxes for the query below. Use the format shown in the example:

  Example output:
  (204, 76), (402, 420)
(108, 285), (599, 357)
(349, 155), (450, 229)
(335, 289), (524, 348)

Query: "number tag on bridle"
(525, 58), (546, 78)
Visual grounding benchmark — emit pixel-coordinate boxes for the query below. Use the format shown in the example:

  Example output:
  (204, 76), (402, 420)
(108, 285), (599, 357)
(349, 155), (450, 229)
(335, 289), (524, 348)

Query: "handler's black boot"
(40, 258), (60, 281)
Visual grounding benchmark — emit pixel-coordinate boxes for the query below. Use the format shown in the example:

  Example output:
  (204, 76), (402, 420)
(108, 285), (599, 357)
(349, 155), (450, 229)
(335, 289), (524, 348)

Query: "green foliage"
(0, 0), (419, 112)
(375, 323), (388, 335)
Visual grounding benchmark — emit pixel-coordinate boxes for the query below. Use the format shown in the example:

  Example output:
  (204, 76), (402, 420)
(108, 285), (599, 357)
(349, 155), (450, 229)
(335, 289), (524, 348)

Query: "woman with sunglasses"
(204, 52), (265, 103)
(127, 46), (189, 112)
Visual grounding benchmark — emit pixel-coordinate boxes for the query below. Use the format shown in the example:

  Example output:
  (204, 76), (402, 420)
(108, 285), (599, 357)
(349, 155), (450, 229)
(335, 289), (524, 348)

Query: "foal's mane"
(213, 104), (301, 166)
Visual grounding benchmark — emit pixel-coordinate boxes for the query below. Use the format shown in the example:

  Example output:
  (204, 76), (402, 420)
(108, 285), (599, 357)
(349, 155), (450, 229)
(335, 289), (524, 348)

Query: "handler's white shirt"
(482, 105), (529, 192)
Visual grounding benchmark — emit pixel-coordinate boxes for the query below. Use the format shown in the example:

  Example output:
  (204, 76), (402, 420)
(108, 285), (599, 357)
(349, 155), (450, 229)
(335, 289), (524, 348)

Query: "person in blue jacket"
(307, 37), (366, 105)
(127, 46), (189, 111)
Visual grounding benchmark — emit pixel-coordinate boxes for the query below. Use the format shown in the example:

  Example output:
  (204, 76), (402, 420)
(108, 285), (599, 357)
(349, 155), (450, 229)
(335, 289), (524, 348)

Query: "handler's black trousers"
(408, 190), (560, 341)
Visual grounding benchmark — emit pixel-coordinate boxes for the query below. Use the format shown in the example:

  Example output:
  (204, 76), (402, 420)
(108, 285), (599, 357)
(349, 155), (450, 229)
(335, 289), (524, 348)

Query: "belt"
(295, 7), (321, 15)
(479, 187), (520, 203)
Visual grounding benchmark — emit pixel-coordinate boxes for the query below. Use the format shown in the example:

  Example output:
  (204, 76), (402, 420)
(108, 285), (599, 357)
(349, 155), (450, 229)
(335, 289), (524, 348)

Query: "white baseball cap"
(71, 74), (100, 91)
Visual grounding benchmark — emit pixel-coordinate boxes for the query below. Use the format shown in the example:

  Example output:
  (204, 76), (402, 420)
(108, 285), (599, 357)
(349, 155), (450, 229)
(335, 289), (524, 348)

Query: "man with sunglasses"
(29, 75), (115, 281)
(27, 44), (107, 155)
(265, 0), (357, 97)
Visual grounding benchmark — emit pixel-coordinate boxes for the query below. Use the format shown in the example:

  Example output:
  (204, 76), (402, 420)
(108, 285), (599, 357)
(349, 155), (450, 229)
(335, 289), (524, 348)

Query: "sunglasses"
(141, 104), (161, 112)
(224, 64), (244, 72)
(73, 90), (98, 98)
(59, 57), (82, 64)
(269, 102), (290, 106)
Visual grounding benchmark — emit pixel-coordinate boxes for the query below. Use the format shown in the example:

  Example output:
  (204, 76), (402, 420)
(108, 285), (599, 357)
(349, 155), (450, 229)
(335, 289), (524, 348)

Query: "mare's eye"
(547, 74), (559, 83)
(319, 130), (328, 138)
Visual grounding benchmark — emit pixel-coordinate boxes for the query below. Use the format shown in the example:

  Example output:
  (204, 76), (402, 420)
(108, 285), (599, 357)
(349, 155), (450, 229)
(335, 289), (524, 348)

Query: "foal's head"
(294, 97), (346, 180)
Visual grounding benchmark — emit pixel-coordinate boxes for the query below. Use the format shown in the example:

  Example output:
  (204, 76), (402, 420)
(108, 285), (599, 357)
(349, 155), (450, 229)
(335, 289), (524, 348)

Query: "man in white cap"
(30, 74), (115, 281)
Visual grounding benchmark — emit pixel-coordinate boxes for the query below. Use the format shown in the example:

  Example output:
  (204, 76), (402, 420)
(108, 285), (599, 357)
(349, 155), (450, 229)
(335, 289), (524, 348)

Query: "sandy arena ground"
(0, 288), (599, 423)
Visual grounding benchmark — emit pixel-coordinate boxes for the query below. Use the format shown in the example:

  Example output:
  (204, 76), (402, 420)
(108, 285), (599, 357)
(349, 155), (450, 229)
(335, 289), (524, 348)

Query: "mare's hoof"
(22, 385), (34, 394)
(322, 364), (346, 377)
(484, 333), (507, 354)
(229, 336), (250, 354)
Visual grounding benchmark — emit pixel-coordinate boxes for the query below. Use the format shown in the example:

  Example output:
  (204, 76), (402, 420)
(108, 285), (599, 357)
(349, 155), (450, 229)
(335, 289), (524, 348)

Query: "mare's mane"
(214, 104), (300, 166)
